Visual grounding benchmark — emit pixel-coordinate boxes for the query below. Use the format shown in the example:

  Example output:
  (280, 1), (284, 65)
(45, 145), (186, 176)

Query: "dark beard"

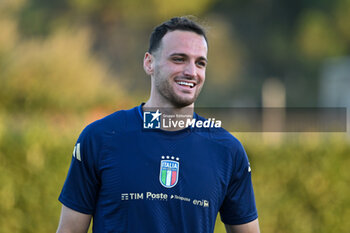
(158, 81), (201, 108)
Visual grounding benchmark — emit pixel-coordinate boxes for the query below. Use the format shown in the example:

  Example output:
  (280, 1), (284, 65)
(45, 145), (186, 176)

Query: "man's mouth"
(176, 81), (195, 88)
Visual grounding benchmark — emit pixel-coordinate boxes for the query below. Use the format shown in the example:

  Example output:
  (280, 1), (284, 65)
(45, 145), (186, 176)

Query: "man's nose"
(183, 62), (196, 77)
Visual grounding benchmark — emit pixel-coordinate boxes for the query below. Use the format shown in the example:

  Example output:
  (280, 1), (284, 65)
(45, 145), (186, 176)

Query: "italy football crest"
(159, 159), (179, 188)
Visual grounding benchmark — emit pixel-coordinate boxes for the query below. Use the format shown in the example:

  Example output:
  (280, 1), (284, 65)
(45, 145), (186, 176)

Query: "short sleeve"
(58, 125), (100, 214)
(219, 143), (258, 225)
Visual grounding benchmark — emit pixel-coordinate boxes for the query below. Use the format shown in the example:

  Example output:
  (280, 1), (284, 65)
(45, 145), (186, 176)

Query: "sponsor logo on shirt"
(120, 192), (209, 208)
(193, 199), (210, 208)
(121, 192), (167, 201)
(121, 193), (144, 200)
(170, 195), (190, 202)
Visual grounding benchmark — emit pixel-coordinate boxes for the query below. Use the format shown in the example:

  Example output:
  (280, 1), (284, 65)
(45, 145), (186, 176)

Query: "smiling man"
(144, 29), (207, 109)
(57, 17), (260, 233)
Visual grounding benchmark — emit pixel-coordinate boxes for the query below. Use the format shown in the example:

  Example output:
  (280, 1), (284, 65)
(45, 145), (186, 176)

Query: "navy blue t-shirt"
(59, 105), (258, 233)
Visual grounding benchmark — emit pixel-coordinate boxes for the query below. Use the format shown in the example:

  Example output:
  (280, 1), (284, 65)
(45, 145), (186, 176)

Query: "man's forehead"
(159, 30), (208, 57)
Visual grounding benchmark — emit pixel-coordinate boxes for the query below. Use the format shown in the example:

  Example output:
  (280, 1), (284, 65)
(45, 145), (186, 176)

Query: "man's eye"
(197, 61), (207, 67)
(172, 57), (184, 62)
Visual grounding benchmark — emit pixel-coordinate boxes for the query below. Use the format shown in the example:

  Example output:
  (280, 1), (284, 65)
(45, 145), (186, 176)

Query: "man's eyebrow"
(169, 53), (208, 63)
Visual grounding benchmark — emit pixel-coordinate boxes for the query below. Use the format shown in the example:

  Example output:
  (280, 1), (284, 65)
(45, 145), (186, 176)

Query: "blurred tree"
(0, 6), (132, 232)
(16, 0), (218, 101)
(15, 0), (350, 107)
(211, 0), (350, 106)
(296, 10), (346, 59)
(335, 0), (350, 41)
(0, 26), (126, 114)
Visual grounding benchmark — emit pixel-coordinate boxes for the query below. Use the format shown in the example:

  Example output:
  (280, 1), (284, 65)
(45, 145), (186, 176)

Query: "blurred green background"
(1, 0), (350, 232)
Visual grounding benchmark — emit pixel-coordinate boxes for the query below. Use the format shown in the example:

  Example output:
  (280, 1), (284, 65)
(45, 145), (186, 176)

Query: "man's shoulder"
(193, 114), (243, 151)
(80, 106), (139, 138)
(84, 109), (126, 132)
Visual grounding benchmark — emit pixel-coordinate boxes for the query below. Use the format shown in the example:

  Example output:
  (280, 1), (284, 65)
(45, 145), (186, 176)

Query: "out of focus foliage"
(251, 135), (350, 233)
(1, 0), (350, 232)
(13, 0), (350, 106)
(212, 0), (350, 106)
(0, 28), (125, 113)
(0, 1), (131, 231)
(214, 135), (350, 233)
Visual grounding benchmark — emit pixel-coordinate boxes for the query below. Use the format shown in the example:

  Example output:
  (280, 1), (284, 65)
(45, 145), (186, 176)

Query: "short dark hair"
(148, 16), (208, 54)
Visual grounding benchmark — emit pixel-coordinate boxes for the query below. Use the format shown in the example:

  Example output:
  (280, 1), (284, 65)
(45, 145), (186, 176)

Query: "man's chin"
(171, 97), (197, 108)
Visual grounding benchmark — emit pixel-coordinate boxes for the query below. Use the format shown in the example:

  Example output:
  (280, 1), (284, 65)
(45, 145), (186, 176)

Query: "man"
(57, 17), (260, 233)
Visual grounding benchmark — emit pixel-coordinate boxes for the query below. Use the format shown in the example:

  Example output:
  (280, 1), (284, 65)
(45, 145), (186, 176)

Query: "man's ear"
(143, 52), (154, 75)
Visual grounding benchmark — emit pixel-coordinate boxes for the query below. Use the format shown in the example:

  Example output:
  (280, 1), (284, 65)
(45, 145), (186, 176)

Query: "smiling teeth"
(177, 81), (194, 87)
